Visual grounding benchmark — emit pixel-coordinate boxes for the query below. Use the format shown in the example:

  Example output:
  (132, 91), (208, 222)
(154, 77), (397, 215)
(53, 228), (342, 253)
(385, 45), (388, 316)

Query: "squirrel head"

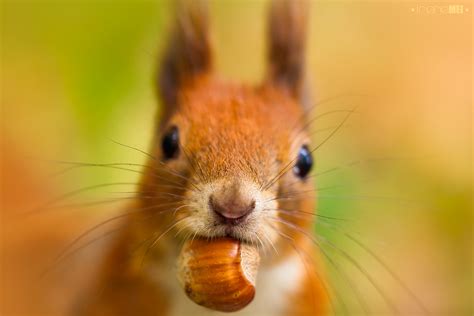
(140, 0), (314, 256)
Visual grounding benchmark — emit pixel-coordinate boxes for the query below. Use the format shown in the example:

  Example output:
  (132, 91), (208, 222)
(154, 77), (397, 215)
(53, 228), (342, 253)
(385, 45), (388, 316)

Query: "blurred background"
(1, 0), (472, 315)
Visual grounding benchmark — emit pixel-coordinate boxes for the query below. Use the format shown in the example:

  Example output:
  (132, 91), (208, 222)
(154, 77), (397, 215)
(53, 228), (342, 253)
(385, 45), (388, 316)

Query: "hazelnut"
(177, 237), (260, 312)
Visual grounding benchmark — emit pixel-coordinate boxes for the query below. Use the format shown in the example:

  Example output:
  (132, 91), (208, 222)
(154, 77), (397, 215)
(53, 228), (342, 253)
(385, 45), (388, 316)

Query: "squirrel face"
(147, 77), (314, 246)
(137, 0), (314, 257)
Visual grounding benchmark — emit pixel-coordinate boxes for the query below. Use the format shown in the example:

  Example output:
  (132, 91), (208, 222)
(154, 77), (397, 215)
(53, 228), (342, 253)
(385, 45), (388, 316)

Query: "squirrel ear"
(158, 0), (212, 109)
(265, 0), (310, 105)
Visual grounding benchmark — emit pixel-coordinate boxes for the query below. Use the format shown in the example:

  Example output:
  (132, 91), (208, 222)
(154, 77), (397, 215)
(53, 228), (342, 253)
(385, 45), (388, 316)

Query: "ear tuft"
(266, 0), (309, 102)
(159, 0), (212, 109)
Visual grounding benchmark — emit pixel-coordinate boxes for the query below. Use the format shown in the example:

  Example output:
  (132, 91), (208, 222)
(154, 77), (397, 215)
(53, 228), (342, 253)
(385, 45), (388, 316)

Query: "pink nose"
(209, 194), (256, 225)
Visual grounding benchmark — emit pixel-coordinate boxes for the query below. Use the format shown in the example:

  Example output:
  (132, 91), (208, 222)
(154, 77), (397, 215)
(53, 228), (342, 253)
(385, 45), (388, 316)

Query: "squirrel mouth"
(224, 226), (235, 236)
(209, 217), (255, 242)
(212, 218), (246, 236)
(208, 223), (243, 239)
(221, 226), (253, 244)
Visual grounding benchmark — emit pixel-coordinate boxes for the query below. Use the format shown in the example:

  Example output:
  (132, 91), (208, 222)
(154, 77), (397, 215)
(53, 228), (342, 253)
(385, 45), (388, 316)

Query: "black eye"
(161, 126), (180, 160)
(293, 145), (313, 179)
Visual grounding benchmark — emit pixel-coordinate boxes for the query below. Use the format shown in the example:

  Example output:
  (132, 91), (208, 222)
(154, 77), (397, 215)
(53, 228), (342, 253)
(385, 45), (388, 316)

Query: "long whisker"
(263, 107), (357, 192)
(108, 139), (200, 189)
(318, 235), (398, 314)
(82, 229), (165, 307)
(318, 240), (369, 315)
(295, 109), (359, 139)
(50, 200), (186, 268)
(299, 156), (426, 186)
(37, 192), (185, 211)
(140, 216), (191, 268)
(309, 107), (357, 154)
(308, 124), (353, 138)
(41, 226), (123, 278)
(28, 182), (138, 214)
(271, 194), (416, 207)
(49, 161), (190, 190)
(288, 94), (365, 139)
(108, 191), (187, 201)
(326, 225), (430, 315)
(34, 197), (139, 211)
(269, 219), (369, 315)
(253, 232), (266, 256)
(268, 210), (374, 252)
(262, 183), (356, 204)
(107, 138), (156, 161)
(51, 161), (150, 176)
(264, 208), (351, 222)
(269, 216), (395, 314)
(267, 224), (339, 316)
(261, 228), (278, 256)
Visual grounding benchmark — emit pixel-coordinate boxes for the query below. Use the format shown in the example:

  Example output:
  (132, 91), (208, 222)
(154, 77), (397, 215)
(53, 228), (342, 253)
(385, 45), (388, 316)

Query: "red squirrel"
(4, 1), (329, 315)
(78, 0), (327, 315)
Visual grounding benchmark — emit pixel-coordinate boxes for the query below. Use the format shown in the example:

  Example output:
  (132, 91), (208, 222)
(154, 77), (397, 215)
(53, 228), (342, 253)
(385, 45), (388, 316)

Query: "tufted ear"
(158, 0), (212, 110)
(265, 0), (310, 106)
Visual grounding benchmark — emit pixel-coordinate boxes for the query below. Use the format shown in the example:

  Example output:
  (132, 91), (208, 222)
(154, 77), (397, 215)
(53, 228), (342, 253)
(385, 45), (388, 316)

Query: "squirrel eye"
(161, 126), (180, 160)
(293, 145), (313, 179)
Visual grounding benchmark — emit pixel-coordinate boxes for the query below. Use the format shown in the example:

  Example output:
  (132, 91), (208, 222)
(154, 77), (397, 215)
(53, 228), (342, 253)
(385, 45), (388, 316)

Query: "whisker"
(254, 232), (266, 256)
(110, 191), (186, 201)
(28, 182), (138, 215)
(309, 107), (357, 155)
(37, 192), (186, 212)
(303, 156), (427, 184)
(111, 184), (188, 193)
(269, 194), (416, 208)
(107, 138), (157, 162)
(318, 240), (369, 315)
(327, 225), (430, 315)
(58, 162), (190, 187)
(264, 208), (351, 222)
(269, 224), (338, 315)
(51, 200), (186, 266)
(295, 109), (359, 139)
(268, 216), (394, 315)
(263, 107), (357, 192)
(41, 226), (123, 278)
(49, 161), (190, 189)
(51, 161), (149, 176)
(81, 229), (162, 307)
(318, 234), (398, 314)
(109, 139), (200, 190)
(33, 197), (138, 211)
(262, 183), (355, 204)
(261, 228), (278, 256)
(289, 92), (365, 127)
(308, 124), (353, 138)
(140, 216), (191, 268)
(172, 204), (193, 216)
(317, 195), (416, 206)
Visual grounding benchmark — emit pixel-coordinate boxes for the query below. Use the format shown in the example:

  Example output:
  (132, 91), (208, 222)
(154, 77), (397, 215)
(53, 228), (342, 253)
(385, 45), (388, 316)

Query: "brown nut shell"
(177, 237), (260, 312)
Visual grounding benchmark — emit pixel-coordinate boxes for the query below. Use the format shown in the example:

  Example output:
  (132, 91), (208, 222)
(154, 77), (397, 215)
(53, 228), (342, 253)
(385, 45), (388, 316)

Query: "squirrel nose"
(209, 194), (256, 225)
